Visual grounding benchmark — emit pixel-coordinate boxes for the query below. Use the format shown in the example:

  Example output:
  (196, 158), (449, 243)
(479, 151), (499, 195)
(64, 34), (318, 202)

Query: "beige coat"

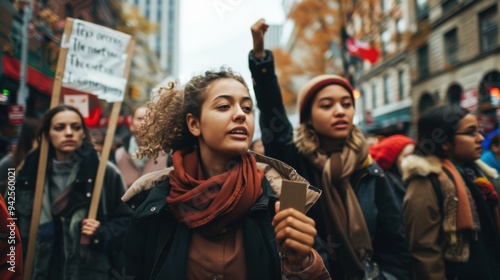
(401, 155), (499, 280)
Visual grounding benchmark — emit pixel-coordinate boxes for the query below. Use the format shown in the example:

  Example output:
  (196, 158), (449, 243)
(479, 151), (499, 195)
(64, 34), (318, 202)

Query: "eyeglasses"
(454, 128), (484, 137)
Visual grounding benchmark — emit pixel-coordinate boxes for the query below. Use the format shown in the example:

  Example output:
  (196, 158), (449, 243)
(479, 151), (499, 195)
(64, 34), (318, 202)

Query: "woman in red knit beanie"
(369, 135), (415, 207)
(249, 19), (410, 280)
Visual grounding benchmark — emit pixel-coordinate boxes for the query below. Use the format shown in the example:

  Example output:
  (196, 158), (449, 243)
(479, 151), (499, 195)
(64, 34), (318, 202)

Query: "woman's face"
(48, 110), (86, 160)
(187, 78), (255, 162)
(445, 113), (484, 165)
(310, 85), (354, 147)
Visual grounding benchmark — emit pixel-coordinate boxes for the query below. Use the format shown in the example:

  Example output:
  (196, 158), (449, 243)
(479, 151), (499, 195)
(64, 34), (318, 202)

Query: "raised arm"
(248, 19), (297, 162)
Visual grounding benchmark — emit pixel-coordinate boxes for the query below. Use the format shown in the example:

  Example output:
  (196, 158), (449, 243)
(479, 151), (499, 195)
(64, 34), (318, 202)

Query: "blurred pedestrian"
(481, 129), (500, 174)
(369, 134), (415, 207)
(115, 105), (169, 188)
(249, 138), (265, 155)
(11, 105), (132, 279)
(402, 105), (500, 279)
(122, 69), (330, 279)
(249, 18), (409, 280)
(0, 118), (39, 195)
(365, 134), (378, 148)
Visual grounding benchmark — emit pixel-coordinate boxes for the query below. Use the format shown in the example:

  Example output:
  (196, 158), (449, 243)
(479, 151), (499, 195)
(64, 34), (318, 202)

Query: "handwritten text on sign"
(62, 20), (131, 102)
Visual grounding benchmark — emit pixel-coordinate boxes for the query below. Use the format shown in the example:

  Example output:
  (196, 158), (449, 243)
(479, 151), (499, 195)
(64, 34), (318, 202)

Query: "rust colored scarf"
(167, 148), (263, 235)
(307, 127), (373, 280)
(441, 159), (476, 232)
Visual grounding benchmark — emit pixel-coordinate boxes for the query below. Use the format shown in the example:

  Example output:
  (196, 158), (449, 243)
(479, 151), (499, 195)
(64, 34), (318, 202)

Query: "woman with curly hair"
(121, 69), (331, 279)
(402, 105), (500, 279)
(248, 19), (410, 279)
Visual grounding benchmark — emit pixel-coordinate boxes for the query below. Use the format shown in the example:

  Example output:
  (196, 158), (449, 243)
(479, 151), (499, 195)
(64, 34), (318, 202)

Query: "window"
(146, 0), (151, 18)
(479, 6), (498, 52)
(418, 45), (429, 78)
(441, 0), (458, 14)
(372, 84), (377, 109)
(381, 26), (391, 55)
(398, 70), (405, 100)
(383, 74), (389, 104)
(415, 0), (429, 18)
(396, 19), (406, 48)
(444, 28), (459, 65)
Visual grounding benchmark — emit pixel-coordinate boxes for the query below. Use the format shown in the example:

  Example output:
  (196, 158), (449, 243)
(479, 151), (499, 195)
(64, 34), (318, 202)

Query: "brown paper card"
(280, 179), (307, 213)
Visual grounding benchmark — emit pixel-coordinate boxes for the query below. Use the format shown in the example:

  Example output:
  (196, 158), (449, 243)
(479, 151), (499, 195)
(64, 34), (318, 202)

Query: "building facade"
(125, 0), (179, 78)
(411, 0), (500, 135)
(347, 0), (500, 136)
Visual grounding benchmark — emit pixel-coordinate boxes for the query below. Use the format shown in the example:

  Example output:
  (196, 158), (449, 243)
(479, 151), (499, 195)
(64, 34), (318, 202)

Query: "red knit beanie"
(369, 135), (415, 171)
(297, 74), (354, 123)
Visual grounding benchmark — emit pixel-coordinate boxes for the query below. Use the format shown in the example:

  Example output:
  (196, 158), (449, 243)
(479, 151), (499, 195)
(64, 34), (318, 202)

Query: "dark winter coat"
(249, 50), (410, 280)
(121, 153), (328, 280)
(14, 145), (132, 280)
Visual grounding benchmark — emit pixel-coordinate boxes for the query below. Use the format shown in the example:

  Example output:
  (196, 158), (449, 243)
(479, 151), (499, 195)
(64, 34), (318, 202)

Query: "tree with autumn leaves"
(274, 0), (386, 108)
(273, 0), (344, 107)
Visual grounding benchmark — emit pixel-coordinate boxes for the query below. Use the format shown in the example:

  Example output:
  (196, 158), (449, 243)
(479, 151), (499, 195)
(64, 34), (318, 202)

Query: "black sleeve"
(248, 50), (299, 165)
(373, 175), (411, 280)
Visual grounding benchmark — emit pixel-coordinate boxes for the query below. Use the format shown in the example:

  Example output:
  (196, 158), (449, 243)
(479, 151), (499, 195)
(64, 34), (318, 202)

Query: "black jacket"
(14, 144), (132, 279)
(123, 177), (283, 280)
(249, 50), (410, 280)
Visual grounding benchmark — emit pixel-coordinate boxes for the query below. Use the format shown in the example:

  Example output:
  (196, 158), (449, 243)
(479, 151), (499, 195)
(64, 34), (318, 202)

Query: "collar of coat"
(401, 154), (499, 183)
(121, 151), (322, 213)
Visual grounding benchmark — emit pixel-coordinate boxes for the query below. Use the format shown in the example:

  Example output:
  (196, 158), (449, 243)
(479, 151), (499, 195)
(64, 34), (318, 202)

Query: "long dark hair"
(414, 105), (469, 158)
(13, 118), (39, 167)
(36, 105), (93, 159)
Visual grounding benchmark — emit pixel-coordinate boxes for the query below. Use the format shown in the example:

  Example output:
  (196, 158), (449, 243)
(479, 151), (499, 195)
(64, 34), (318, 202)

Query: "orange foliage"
(273, 48), (300, 107)
(288, 0), (341, 76)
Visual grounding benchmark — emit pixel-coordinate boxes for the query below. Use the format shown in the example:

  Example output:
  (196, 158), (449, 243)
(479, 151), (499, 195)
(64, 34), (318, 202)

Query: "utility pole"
(17, 0), (32, 108)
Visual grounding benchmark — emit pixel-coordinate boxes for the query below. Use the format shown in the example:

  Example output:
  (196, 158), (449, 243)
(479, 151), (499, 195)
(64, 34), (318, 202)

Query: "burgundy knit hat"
(297, 74), (355, 123)
(369, 135), (415, 171)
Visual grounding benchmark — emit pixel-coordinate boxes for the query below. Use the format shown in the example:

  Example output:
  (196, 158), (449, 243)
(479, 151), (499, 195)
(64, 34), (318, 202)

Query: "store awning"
(365, 107), (412, 135)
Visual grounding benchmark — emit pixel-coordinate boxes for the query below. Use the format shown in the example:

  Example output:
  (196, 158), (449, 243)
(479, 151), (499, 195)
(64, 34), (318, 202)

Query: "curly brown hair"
(136, 68), (248, 160)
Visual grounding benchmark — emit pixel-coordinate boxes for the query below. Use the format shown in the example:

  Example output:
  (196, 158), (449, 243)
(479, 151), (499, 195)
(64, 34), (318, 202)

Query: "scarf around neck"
(306, 127), (373, 279)
(167, 148), (263, 236)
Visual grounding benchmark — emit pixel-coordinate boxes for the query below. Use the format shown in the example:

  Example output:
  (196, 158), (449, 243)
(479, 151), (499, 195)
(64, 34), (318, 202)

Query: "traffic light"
(490, 87), (500, 106)
(353, 89), (361, 99)
(490, 87), (499, 98)
(0, 89), (9, 105)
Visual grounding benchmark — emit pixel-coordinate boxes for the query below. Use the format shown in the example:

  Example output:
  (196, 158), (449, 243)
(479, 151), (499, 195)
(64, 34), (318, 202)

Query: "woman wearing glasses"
(402, 105), (500, 279)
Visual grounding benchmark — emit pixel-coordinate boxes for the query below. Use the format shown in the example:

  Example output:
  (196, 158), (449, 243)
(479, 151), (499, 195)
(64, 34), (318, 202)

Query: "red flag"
(347, 38), (380, 64)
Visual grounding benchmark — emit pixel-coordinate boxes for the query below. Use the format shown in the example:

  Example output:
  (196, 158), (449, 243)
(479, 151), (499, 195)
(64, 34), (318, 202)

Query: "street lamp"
(17, 0), (32, 108)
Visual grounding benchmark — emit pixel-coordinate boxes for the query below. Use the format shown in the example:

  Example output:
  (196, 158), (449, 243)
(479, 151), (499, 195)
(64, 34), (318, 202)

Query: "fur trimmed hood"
(401, 154), (442, 182)
(401, 154), (499, 183)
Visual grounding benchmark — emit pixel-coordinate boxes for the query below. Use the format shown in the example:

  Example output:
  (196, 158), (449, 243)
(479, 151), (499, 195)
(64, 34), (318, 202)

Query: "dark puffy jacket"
(249, 50), (410, 280)
(14, 145), (132, 280)
(122, 154), (328, 279)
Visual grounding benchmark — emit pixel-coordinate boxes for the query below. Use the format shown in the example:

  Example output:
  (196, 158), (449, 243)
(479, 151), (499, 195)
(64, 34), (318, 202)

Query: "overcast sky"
(179, 0), (284, 84)
(178, 0), (286, 138)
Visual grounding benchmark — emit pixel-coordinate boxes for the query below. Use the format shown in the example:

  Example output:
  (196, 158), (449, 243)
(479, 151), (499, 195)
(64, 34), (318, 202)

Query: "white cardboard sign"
(62, 19), (131, 102)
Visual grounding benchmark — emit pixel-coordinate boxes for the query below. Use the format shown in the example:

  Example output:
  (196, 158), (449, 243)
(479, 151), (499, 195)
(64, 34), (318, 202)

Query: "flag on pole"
(346, 38), (380, 64)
